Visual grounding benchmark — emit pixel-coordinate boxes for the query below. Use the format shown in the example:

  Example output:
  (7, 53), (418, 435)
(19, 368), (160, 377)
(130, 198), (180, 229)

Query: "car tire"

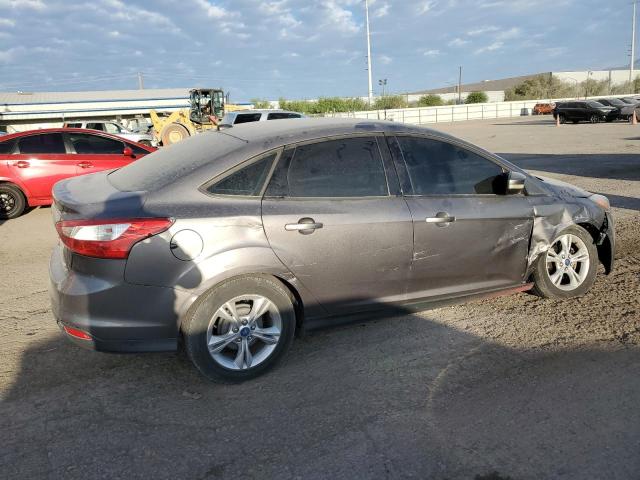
(183, 275), (297, 383)
(589, 114), (600, 124)
(0, 183), (27, 219)
(530, 225), (598, 299)
(558, 114), (566, 124)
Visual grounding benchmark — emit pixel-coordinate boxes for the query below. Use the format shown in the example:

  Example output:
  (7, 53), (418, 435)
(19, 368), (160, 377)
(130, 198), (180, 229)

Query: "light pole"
(365, 0), (373, 106)
(585, 71), (593, 99)
(631, 0), (637, 85)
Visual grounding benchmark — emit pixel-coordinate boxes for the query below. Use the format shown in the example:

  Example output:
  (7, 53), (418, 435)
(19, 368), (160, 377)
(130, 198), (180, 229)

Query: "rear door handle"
(77, 162), (93, 169)
(13, 161), (30, 168)
(285, 217), (323, 234)
(426, 212), (456, 226)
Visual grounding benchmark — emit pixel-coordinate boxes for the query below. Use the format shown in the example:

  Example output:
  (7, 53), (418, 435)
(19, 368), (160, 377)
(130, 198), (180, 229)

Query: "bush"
(278, 97), (369, 115)
(250, 99), (271, 109)
(465, 91), (489, 104)
(417, 94), (444, 107)
(373, 95), (408, 110)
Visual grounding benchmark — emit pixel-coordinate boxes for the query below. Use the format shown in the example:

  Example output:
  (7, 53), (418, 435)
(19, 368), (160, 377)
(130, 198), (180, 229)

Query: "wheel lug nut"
(250, 325), (255, 330)
(241, 320), (248, 325)
(236, 338), (242, 343)
(232, 327), (238, 333)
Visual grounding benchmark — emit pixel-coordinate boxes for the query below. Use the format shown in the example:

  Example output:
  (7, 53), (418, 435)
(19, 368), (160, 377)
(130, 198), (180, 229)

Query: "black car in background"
(595, 98), (636, 121)
(553, 101), (617, 124)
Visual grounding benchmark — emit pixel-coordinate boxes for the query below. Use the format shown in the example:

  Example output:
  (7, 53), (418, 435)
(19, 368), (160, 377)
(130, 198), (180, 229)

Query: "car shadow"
(498, 153), (640, 182)
(3, 297), (640, 480)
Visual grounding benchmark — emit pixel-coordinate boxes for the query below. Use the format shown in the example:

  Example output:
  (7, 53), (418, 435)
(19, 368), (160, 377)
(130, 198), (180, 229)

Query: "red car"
(0, 128), (156, 219)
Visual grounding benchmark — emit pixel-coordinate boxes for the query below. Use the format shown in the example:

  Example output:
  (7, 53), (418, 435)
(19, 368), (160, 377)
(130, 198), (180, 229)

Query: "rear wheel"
(531, 225), (598, 299)
(0, 184), (26, 219)
(589, 114), (600, 124)
(183, 275), (296, 382)
(160, 122), (190, 146)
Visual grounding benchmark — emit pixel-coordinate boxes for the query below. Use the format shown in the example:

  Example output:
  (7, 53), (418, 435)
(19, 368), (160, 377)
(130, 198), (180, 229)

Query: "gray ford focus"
(49, 118), (615, 382)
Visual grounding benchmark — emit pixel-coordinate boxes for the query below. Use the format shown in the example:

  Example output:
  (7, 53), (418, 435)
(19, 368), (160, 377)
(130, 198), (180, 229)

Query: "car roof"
(0, 128), (154, 150)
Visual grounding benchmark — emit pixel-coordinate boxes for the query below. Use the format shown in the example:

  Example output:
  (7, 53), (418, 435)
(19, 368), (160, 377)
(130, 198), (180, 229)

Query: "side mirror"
(506, 171), (526, 195)
(123, 147), (134, 158)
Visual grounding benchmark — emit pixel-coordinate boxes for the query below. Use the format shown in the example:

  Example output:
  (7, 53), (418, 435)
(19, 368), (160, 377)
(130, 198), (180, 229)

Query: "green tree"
(581, 78), (608, 98)
(250, 98), (271, 109)
(465, 91), (489, 104)
(373, 95), (408, 110)
(504, 74), (575, 100)
(417, 94), (444, 107)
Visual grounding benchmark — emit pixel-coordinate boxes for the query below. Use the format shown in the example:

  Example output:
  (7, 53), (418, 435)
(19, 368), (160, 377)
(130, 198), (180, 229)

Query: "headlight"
(589, 193), (610, 211)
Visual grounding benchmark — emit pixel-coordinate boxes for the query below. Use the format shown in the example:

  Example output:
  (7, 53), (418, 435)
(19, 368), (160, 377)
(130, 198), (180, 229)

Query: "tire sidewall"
(534, 225), (598, 299)
(184, 275), (296, 383)
(0, 184), (26, 219)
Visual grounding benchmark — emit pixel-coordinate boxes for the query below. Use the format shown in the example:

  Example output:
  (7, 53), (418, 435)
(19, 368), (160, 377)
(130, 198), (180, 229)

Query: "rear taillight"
(55, 218), (173, 259)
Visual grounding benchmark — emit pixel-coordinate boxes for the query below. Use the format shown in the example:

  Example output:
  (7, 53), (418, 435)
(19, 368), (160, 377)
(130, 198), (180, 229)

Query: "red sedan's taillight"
(55, 218), (173, 259)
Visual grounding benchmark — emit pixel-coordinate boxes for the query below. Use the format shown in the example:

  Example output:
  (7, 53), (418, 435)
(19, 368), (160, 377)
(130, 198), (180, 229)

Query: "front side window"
(18, 133), (66, 154)
(68, 133), (124, 154)
(0, 139), (16, 154)
(267, 113), (300, 120)
(396, 136), (503, 195)
(270, 137), (388, 198)
(104, 123), (122, 134)
(206, 153), (276, 196)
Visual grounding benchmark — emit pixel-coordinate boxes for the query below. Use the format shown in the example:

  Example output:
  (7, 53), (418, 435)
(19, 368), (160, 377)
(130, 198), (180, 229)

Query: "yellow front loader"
(150, 88), (246, 146)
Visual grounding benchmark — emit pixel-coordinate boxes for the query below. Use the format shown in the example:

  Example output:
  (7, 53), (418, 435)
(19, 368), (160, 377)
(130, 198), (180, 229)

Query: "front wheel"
(183, 275), (296, 382)
(589, 114), (600, 124)
(531, 225), (598, 299)
(0, 184), (27, 219)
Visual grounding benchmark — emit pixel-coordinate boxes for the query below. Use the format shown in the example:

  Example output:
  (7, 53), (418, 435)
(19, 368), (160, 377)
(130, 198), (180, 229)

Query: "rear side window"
(0, 139), (16, 154)
(267, 113), (300, 120)
(269, 137), (388, 198)
(18, 133), (66, 154)
(68, 133), (124, 154)
(396, 136), (503, 195)
(234, 114), (262, 124)
(206, 153), (276, 196)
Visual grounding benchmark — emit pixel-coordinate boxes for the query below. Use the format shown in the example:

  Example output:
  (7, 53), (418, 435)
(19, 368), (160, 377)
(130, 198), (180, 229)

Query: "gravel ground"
(1, 117), (639, 480)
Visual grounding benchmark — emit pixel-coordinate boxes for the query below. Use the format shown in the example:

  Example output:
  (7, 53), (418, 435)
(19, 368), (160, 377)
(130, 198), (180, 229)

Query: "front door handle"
(285, 217), (323, 235)
(77, 162), (93, 169)
(426, 212), (456, 227)
(13, 160), (30, 168)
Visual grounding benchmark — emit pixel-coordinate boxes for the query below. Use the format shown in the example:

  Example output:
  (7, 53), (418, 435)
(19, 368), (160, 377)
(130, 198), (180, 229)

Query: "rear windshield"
(108, 131), (245, 192)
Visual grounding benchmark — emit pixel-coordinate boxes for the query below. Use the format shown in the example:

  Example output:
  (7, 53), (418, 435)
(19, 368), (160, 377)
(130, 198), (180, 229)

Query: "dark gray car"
(49, 119), (615, 382)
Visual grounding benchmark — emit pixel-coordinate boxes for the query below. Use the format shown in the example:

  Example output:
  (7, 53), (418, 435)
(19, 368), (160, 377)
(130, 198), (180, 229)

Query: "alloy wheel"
(206, 295), (282, 370)
(0, 191), (16, 214)
(545, 234), (591, 291)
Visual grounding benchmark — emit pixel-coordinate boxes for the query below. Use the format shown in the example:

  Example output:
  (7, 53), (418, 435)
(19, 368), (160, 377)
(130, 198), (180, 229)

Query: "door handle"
(285, 217), (323, 234)
(77, 162), (93, 169)
(13, 161), (30, 168)
(426, 212), (456, 227)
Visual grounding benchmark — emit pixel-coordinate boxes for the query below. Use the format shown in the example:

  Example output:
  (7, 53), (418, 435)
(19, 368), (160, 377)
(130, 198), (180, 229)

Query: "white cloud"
(374, 3), (390, 18)
(192, 0), (233, 19)
(0, 0), (45, 10)
(448, 37), (469, 47)
(475, 41), (504, 54)
(379, 54), (392, 64)
(467, 26), (498, 36)
(0, 18), (15, 27)
(423, 49), (440, 56)
(496, 27), (521, 40)
(323, 1), (360, 34)
(417, 1), (435, 14)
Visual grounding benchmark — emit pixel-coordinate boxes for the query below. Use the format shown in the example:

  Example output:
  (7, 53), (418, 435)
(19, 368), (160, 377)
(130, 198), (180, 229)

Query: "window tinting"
(86, 123), (105, 131)
(207, 153), (275, 196)
(396, 136), (503, 195)
(284, 137), (388, 197)
(267, 112), (300, 120)
(233, 113), (262, 124)
(69, 133), (124, 154)
(18, 133), (66, 154)
(65, 123), (82, 128)
(0, 139), (15, 154)
(126, 142), (150, 156)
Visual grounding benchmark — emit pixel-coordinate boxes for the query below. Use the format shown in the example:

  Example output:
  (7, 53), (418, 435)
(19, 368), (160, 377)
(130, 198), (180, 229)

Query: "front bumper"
(49, 244), (189, 353)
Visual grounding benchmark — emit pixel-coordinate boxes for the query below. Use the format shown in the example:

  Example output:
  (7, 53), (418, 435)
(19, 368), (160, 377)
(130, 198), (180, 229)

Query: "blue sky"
(0, 0), (635, 101)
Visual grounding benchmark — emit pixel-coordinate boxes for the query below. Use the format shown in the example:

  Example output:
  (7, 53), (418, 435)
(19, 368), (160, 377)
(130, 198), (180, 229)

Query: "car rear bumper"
(49, 244), (189, 353)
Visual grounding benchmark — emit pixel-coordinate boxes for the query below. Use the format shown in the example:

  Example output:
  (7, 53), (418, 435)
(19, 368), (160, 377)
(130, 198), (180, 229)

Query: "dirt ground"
(1, 116), (639, 480)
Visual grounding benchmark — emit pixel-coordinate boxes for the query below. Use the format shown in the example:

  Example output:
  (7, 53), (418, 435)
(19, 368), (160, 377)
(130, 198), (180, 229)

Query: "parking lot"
(1, 116), (639, 479)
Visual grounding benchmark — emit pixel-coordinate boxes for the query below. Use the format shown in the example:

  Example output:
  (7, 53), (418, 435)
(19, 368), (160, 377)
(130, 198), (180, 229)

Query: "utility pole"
(631, 1), (637, 85)
(365, 0), (373, 106)
(457, 66), (462, 104)
(137, 71), (144, 90)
